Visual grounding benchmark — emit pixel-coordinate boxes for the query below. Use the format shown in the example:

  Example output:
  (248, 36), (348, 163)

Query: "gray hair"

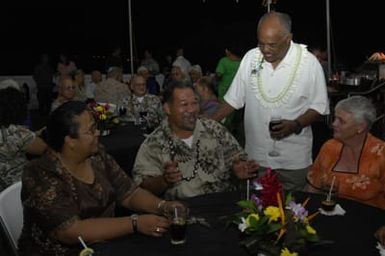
(0, 79), (20, 91)
(335, 96), (376, 128)
(107, 66), (123, 78)
(257, 11), (292, 34)
(137, 66), (149, 74)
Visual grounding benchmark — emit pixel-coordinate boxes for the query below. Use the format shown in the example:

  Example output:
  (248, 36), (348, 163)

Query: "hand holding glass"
(268, 115), (282, 157)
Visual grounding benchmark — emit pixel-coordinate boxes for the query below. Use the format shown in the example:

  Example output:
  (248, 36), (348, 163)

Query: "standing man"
(132, 81), (258, 199)
(33, 54), (54, 115)
(212, 12), (329, 191)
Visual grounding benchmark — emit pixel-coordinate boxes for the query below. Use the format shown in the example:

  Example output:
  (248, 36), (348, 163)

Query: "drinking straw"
(174, 207), (178, 219)
(327, 176), (336, 201)
(78, 236), (88, 249)
(246, 179), (250, 200)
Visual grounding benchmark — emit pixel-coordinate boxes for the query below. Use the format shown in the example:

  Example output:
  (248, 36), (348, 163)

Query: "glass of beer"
(169, 205), (188, 245)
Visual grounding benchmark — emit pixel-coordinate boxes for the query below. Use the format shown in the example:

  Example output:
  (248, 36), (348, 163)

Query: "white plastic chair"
(0, 181), (23, 255)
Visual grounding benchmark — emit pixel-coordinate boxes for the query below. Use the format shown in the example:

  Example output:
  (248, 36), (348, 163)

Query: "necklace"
(251, 44), (303, 108)
(168, 138), (201, 182)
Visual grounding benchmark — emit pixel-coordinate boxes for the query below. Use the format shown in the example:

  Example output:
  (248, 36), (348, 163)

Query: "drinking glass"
(268, 115), (282, 157)
(320, 177), (339, 212)
(168, 205), (188, 245)
(118, 106), (127, 116)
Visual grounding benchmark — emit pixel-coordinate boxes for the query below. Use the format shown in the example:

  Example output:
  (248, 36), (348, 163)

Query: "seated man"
(50, 76), (75, 112)
(122, 74), (164, 131)
(132, 80), (258, 199)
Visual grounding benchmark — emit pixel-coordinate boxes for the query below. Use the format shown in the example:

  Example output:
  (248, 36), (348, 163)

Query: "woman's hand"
(137, 214), (170, 237)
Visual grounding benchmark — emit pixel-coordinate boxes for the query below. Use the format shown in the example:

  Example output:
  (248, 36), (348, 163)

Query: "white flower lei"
(250, 44), (303, 109)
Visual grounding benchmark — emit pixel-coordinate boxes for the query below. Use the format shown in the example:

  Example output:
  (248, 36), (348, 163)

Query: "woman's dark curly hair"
(0, 87), (28, 127)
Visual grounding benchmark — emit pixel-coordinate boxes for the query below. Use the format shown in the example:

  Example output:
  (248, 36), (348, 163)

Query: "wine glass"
(139, 111), (148, 131)
(268, 115), (282, 157)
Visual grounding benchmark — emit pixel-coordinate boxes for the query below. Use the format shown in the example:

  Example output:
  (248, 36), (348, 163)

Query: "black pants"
(37, 87), (52, 114)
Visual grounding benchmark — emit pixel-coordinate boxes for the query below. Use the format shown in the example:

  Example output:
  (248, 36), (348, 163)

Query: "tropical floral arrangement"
(88, 102), (119, 134)
(231, 169), (320, 256)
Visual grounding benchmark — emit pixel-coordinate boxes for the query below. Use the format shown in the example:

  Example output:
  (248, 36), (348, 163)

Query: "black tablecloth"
(90, 191), (384, 256)
(99, 123), (145, 175)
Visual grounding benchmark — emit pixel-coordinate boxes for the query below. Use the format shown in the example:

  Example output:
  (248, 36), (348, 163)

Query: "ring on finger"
(156, 227), (161, 232)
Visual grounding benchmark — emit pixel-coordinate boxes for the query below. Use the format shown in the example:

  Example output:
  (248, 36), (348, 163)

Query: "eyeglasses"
(81, 122), (98, 136)
(258, 34), (289, 50)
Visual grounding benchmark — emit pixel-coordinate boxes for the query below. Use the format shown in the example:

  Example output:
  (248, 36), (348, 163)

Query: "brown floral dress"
(18, 146), (137, 256)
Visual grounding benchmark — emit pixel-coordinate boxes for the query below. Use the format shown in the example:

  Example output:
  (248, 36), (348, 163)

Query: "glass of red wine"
(268, 115), (282, 157)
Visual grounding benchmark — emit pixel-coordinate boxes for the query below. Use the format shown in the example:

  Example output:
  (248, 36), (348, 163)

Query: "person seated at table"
(122, 74), (164, 131)
(0, 79), (47, 192)
(195, 76), (220, 117)
(50, 76), (76, 112)
(307, 96), (385, 209)
(19, 101), (177, 256)
(376, 225), (385, 246)
(132, 80), (259, 199)
(72, 68), (88, 102)
(94, 66), (131, 106)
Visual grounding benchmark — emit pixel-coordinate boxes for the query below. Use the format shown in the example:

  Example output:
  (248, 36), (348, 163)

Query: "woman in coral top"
(307, 96), (385, 209)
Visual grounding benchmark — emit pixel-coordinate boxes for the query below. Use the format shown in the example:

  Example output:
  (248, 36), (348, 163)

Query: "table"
(99, 122), (145, 175)
(90, 191), (384, 256)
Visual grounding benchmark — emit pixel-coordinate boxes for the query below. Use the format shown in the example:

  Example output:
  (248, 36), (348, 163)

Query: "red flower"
(257, 168), (283, 207)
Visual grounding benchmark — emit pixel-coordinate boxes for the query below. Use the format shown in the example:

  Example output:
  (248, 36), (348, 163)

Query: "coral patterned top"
(307, 133), (385, 209)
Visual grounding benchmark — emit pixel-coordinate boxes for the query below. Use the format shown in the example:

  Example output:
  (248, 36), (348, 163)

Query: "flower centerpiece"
(88, 102), (119, 136)
(231, 169), (320, 256)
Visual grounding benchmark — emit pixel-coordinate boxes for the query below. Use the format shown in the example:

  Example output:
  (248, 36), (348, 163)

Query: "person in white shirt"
(172, 48), (191, 76)
(211, 11), (329, 191)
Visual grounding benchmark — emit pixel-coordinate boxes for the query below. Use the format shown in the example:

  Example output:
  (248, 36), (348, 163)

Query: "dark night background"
(0, 0), (384, 75)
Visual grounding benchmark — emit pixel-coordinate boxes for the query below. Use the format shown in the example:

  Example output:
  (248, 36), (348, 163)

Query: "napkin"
(376, 242), (385, 256)
(319, 203), (346, 216)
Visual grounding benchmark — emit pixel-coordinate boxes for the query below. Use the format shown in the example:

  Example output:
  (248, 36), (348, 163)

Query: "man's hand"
(232, 159), (259, 180)
(163, 161), (182, 185)
(269, 119), (299, 140)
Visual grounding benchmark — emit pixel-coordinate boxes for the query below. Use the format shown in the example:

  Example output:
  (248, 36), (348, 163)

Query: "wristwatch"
(131, 214), (138, 234)
(294, 119), (303, 135)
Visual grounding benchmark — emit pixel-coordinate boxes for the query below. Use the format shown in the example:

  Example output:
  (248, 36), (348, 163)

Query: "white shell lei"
(250, 44), (304, 109)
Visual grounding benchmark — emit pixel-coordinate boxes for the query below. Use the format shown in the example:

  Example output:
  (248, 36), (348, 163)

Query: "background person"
(0, 79), (47, 192)
(50, 76), (76, 112)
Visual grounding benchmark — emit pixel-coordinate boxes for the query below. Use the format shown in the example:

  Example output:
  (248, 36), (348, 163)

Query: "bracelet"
(157, 200), (167, 214)
(294, 119), (303, 135)
(131, 214), (138, 234)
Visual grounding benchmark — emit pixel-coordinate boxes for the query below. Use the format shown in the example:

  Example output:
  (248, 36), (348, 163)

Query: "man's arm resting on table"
(210, 101), (235, 121)
(139, 175), (170, 196)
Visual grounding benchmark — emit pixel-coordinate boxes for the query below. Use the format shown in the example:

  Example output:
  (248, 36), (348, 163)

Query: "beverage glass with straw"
(168, 204), (188, 245)
(321, 176), (338, 212)
(78, 236), (94, 256)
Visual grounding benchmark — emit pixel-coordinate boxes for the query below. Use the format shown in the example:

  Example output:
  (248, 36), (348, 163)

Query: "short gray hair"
(0, 79), (20, 91)
(335, 96), (376, 128)
(257, 11), (292, 34)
